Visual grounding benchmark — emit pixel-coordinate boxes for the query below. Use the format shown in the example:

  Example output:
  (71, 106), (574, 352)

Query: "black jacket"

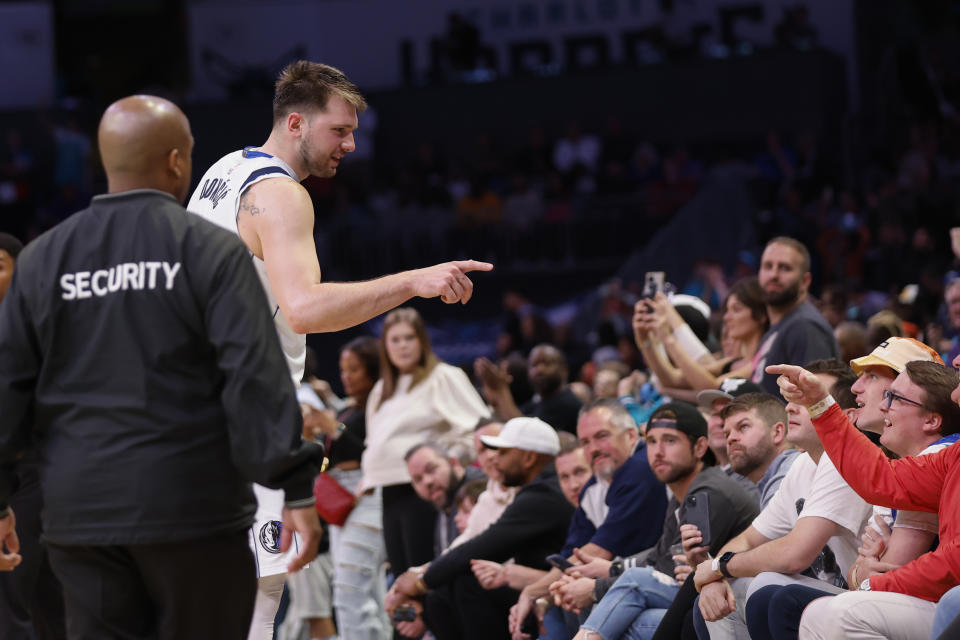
(424, 464), (573, 588)
(0, 189), (322, 545)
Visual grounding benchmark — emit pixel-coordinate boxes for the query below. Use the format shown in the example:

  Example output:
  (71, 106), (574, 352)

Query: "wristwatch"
(711, 552), (736, 579)
(609, 559), (624, 577)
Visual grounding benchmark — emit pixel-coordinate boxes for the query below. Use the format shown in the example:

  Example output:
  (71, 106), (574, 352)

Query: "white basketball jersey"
(187, 147), (305, 385)
(188, 148), (305, 577)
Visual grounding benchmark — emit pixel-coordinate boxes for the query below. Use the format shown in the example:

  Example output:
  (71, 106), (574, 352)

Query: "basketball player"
(186, 60), (492, 639)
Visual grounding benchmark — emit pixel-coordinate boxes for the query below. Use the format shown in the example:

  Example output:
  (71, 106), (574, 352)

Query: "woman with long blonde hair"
(362, 308), (489, 578)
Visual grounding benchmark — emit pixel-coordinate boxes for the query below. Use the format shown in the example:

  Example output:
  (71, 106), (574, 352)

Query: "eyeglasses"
(882, 389), (925, 411)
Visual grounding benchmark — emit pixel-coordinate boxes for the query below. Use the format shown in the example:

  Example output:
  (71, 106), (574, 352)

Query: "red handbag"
(313, 458), (356, 526)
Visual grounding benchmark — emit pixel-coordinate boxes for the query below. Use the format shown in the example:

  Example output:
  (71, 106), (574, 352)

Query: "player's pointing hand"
(412, 260), (494, 305)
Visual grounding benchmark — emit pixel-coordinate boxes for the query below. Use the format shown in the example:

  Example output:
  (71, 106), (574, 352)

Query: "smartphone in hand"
(681, 492), (712, 550)
(392, 604), (417, 623)
(545, 553), (574, 571)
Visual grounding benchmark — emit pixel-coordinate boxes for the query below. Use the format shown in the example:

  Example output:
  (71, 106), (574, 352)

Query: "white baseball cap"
(480, 417), (560, 456)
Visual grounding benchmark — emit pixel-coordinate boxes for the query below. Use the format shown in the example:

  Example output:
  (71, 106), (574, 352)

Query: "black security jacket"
(0, 190), (321, 545)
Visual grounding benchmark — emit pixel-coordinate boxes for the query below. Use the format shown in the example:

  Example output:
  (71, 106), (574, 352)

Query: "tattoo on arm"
(239, 192), (266, 217)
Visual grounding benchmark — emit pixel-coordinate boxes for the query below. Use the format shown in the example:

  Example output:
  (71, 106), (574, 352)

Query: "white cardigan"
(362, 362), (489, 489)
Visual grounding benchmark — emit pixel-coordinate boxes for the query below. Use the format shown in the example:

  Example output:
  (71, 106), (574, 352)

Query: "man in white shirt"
(692, 359), (872, 639)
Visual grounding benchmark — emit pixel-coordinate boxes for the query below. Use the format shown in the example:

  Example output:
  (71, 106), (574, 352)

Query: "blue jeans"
(328, 468), (390, 640)
(581, 567), (679, 640)
(692, 596), (709, 640)
(932, 585), (960, 639)
(541, 607), (569, 640)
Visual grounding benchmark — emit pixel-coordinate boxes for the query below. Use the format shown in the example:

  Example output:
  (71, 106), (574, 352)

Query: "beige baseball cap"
(850, 337), (943, 375)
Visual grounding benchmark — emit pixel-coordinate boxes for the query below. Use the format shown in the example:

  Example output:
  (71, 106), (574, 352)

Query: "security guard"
(0, 95), (323, 639)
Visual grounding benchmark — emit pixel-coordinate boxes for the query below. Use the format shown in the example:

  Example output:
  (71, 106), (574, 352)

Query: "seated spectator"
(695, 378), (766, 473)
(594, 362), (630, 400)
(469, 436), (592, 593)
(385, 417), (573, 640)
(553, 402), (759, 640)
(846, 337), (944, 456)
(638, 278), (769, 393)
(554, 436), (592, 509)
(476, 344), (584, 433)
(720, 393), (799, 506)
(448, 420), (519, 549)
(453, 478), (488, 535)
(742, 341), (946, 638)
(692, 360), (872, 639)
(651, 391), (800, 640)
(762, 359), (960, 640)
(749, 237), (840, 397)
(509, 399), (668, 637)
(405, 443), (485, 554)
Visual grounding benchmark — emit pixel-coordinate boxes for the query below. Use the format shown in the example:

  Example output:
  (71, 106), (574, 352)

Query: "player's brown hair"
(273, 60), (367, 124)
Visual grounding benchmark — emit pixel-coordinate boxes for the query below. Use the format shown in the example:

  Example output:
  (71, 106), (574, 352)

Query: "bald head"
(98, 95), (194, 202)
(529, 344), (567, 397)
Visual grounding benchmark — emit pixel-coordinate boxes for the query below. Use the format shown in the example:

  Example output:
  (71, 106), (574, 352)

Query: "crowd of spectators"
(276, 230), (960, 640)
(4, 7), (960, 638)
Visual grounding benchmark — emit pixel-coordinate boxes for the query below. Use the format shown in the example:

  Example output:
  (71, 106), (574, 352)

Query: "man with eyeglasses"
(767, 359), (960, 639)
(848, 338), (943, 436)
(745, 355), (959, 638)
(691, 359), (872, 640)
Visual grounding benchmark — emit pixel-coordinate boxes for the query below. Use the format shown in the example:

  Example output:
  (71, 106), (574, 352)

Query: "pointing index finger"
(765, 364), (804, 378)
(453, 260), (494, 273)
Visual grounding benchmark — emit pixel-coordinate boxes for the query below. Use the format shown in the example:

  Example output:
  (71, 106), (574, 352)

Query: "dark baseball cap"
(696, 378), (765, 408)
(647, 402), (708, 441)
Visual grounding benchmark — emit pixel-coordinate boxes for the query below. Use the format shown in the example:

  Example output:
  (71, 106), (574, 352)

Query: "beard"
(299, 137), (336, 178)
(501, 467), (525, 487)
(654, 458), (699, 485)
(729, 439), (775, 477)
(435, 469), (459, 509)
(532, 375), (562, 398)
(591, 455), (617, 481)
(763, 278), (801, 307)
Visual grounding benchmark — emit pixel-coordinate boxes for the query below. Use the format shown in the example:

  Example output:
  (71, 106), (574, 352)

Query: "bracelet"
(415, 577), (428, 595)
(850, 562), (860, 587)
(808, 395), (837, 420)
